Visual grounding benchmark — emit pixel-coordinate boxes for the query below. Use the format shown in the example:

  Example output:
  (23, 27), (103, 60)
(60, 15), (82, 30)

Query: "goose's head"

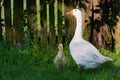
(67, 9), (82, 17)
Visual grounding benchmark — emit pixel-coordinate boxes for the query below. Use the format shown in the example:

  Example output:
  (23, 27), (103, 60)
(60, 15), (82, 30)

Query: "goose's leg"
(80, 67), (83, 72)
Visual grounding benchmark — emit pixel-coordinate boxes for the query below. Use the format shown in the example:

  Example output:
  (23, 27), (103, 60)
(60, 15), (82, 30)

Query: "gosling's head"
(58, 43), (63, 51)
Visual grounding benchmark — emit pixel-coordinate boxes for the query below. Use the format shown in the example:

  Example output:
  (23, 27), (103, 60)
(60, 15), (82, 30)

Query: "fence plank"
(4, 0), (12, 48)
(0, 0), (2, 40)
(1, 0), (5, 40)
(62, 0), (65, 43)
(27, 0), (37, 44)
(54, 0), (58, 44)
(49, 2), (56, 46)
(46, 1), (50, 44)
(13, 0), (23, 49)
(36, 0), (41, 43)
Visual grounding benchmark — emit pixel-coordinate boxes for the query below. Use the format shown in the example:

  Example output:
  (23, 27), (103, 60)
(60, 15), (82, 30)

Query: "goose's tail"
(104, 57), (113, 62)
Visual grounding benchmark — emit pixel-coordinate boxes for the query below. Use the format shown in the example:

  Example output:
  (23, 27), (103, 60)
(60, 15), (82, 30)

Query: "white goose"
(67, 9), (113, 70)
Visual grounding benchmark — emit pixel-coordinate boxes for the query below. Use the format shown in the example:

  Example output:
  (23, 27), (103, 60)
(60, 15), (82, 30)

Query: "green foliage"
(108, 0), (120, 27)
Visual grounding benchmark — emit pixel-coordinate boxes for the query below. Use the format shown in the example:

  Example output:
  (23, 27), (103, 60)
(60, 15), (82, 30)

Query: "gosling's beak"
(66, 10), (73, 15)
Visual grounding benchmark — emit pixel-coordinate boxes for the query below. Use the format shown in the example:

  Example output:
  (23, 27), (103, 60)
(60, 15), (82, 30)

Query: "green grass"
(0, 44), (120, 80)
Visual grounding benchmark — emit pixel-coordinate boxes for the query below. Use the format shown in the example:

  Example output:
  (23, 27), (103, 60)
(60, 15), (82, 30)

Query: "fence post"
(13, 0), (23, 49)
(10, 0), (13, 27)
(23, 0), (27, 32)
(0, 0), (2, 41)
(36, 0), (41, 43)
(54, 0), (58, 44)
(4, 0), (12, 49)
(27, 0), (37, 45)
(62, 0), (65, 43)
(1, 0), (5, 41)
(23, 0), (30, 48)
(46, 1), (50, 44)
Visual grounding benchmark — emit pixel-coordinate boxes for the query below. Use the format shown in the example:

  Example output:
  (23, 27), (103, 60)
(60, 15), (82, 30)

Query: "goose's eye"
(74, 10), (77, 12)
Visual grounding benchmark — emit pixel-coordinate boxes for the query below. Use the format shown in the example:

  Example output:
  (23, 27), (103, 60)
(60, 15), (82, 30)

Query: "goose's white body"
(67, 9), (113, 69)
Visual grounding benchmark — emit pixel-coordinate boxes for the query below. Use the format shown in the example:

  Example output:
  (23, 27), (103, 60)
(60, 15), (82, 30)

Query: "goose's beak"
(66, 10), (73, 15)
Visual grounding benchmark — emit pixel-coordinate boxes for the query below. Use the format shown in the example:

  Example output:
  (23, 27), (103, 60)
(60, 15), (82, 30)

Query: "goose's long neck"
(73, 14), (83, 40)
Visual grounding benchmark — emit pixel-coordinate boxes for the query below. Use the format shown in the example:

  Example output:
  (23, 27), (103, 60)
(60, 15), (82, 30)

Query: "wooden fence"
(0, 0), (76, 48)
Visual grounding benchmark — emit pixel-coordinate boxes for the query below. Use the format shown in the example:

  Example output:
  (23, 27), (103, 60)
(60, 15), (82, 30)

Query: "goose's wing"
(70, 40), (106, 65)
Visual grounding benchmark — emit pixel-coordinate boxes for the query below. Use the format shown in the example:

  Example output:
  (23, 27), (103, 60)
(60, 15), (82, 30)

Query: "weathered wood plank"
(27, 0), (37, 44)
(13, 0), (23, 49)
(4, 0), (12, 48)
(0, 0), (2, 40)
